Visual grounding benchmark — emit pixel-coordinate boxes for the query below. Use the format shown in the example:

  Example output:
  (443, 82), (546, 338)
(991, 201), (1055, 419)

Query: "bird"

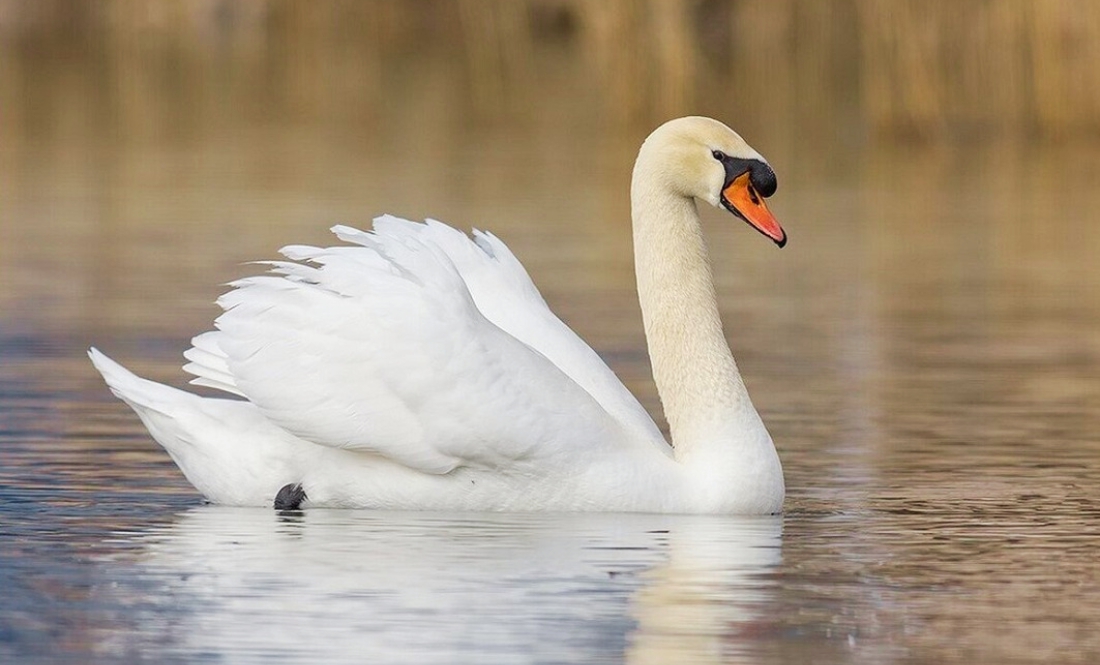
(90, 116), (788, 514)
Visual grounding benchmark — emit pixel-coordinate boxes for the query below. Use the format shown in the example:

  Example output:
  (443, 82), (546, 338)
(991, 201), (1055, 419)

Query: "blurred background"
(3, 2), (1100, 663)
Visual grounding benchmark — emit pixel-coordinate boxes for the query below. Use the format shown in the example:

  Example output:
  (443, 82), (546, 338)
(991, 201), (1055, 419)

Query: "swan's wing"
(183, 221), (636, 474)
(185, 217), (669, 458)
(362, 216), (668, 451)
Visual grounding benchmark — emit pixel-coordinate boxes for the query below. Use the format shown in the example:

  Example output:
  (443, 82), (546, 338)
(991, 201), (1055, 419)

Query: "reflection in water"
(626, 518), (782, 664)
(98, 509), (781, 664)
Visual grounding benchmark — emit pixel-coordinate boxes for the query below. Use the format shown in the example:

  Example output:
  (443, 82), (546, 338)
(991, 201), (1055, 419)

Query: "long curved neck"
(630, 165), (754, 461)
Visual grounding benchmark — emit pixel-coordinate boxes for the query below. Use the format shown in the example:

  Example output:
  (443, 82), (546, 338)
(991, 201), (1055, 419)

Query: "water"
(3, 4), (1100, 663)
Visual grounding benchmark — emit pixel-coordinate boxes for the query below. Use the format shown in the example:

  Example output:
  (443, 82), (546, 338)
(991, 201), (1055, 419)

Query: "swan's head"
(638, 116), (786, 247)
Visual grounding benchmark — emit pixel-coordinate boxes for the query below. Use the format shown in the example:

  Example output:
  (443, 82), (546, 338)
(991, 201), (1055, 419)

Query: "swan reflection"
(117, 508), (782, 663)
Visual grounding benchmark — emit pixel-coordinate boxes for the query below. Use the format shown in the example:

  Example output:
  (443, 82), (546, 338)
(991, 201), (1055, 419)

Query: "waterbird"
(90, 116), (788, 514)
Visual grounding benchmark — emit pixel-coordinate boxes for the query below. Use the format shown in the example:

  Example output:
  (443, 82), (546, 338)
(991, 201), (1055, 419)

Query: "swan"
(89, 116), (788, 514)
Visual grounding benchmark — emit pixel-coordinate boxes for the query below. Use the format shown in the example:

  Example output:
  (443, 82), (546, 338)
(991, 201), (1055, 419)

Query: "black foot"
(274, 483), (307, 510)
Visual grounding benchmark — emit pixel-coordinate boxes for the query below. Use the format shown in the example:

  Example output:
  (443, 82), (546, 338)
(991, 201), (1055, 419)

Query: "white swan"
(89, 116), (788, 514)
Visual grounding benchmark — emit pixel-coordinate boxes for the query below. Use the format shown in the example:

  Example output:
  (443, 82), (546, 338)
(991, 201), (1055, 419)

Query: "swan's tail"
(89, 347), (189, 416)
(88, 348), (302, 505)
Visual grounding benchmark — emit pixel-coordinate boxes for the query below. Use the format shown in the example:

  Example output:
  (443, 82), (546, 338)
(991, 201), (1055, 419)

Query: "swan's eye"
(711, 150), (727, 162)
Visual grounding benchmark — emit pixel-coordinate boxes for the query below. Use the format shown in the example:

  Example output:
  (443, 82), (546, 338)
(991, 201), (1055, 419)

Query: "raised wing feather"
(354, 216), (668, 452)
(191, 219), (637, 474)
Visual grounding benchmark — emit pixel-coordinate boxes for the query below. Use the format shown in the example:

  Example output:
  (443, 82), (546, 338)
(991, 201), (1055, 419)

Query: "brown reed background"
(1, 0), (1098, 144)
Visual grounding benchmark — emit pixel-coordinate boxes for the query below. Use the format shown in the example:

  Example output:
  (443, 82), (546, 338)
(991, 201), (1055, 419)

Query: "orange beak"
(721, 172), (786, 247)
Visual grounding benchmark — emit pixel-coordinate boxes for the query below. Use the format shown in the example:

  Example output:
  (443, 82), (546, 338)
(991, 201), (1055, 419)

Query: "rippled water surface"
(4, 4), (1100, 664)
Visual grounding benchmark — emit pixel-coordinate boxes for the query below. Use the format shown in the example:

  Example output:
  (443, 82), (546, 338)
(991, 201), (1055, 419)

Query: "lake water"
(3, 5), (1100, 663)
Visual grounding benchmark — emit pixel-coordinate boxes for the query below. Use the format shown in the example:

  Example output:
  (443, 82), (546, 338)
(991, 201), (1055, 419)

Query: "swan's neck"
(630, 170), (763, 465)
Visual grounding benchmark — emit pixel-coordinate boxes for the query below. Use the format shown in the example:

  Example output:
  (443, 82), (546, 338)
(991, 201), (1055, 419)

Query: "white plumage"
(91, 116), (787, 514)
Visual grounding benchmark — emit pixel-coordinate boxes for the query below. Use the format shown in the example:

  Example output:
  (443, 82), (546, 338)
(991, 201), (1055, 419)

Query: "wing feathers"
(183, 331), (245, 397)
(179, 216), (656, 476)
